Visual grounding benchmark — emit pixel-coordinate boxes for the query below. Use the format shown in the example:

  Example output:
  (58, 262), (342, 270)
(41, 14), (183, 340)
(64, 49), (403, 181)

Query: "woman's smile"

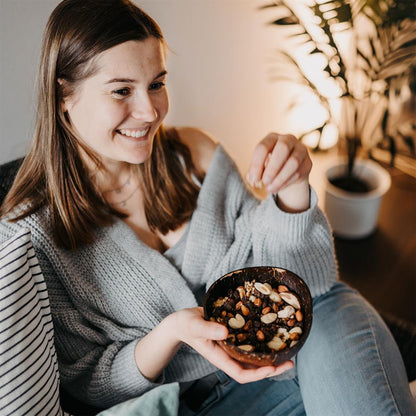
(116, 127), (150, 139)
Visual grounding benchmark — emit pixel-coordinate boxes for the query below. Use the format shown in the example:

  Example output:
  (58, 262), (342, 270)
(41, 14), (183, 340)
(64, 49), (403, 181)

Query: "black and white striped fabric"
(0, 228), (65, 415)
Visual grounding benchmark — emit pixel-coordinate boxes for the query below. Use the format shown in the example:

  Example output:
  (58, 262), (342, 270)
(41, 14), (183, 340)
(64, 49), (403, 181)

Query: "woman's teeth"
(118, 128), (149, 138)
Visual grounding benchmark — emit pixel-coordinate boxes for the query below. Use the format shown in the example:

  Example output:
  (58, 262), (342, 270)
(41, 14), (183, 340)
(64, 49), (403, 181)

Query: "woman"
(1, 0), (414, 414)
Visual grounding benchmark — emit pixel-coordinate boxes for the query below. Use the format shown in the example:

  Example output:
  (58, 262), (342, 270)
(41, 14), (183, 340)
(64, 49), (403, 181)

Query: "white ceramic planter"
(324, 159), (391, 239)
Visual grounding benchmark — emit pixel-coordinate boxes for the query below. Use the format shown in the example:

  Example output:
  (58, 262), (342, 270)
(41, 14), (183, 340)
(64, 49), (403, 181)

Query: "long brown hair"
(0, 0), (203, 250)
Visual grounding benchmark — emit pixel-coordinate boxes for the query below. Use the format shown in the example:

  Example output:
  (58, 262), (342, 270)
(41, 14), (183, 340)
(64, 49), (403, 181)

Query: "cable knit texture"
(0, 145), (337, 408)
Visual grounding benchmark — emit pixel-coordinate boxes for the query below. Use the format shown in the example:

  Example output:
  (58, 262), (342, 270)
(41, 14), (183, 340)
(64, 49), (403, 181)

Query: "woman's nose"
(131, 93), (158, 122)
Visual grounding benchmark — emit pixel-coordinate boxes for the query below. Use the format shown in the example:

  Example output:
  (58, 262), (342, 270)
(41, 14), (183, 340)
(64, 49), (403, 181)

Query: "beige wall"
(0, 0), (290, 175)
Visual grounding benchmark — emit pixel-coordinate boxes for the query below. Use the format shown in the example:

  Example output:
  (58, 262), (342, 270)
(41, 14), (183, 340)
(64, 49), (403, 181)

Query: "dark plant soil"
(330, 175), (372, 193)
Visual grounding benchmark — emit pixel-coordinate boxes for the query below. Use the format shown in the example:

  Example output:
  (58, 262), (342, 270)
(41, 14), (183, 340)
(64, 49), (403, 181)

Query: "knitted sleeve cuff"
(254, 187), (319, 243)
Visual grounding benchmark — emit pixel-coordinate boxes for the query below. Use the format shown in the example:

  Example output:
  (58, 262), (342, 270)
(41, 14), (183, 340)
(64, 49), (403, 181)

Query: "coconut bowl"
(203, 266), (313, 367)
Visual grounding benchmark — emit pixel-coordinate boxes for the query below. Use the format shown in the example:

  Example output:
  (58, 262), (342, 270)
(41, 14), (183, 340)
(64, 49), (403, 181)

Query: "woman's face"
(63, 37), (169, 166)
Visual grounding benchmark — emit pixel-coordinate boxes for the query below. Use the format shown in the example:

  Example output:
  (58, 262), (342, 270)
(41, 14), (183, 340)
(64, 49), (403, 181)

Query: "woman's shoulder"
(175, 126), (218, 174)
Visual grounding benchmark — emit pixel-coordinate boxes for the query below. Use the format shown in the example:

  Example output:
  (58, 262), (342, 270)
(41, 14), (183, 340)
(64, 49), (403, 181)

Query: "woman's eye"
(149, 81), (165, 91)
(112, 88), (131, 97)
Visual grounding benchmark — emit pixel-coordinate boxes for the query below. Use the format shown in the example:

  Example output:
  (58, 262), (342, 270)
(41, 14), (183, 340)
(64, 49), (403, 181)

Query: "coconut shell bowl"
(204, 266), (313, 367)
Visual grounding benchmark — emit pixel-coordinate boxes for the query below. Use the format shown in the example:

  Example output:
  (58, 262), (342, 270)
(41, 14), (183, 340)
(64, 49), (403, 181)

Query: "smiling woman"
(0, 0), (415, 415)
(0, 0), (202, 252)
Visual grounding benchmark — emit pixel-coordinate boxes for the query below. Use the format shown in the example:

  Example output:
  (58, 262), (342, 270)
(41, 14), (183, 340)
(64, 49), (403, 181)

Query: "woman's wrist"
(134, 313), (182, 382)
(273, 180), (310, 213)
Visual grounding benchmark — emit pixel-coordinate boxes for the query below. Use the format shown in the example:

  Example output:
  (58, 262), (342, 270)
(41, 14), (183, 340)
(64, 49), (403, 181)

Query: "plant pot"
(324, 159), (391, 239)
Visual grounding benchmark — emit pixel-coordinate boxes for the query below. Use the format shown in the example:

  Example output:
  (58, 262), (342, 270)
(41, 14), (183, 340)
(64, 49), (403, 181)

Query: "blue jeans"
(179, 283), (416, 416)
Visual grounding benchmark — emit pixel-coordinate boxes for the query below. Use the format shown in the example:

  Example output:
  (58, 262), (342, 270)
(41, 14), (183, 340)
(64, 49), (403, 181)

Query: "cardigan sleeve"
(0, 219), (163, 408)
(32, 243), (165, 408)
(182, 146), (338, 298)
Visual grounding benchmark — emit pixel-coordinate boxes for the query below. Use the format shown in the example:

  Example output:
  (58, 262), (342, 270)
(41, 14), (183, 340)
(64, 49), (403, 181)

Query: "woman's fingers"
(176, 307), (228, 344)
(261, 135), (299, 190)
(266, 148), (311, 194)
(246, 133), (278, 187)
(247, 133), (311, 193)
(194, 337), (294, 384)
(178, 307), (295, 384)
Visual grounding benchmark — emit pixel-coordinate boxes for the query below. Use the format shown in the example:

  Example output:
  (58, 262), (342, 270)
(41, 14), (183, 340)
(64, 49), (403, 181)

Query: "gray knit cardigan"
(0, 145), (337, 407)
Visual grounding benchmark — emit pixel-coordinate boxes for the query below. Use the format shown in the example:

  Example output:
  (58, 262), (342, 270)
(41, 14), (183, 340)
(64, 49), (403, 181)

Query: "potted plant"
(260, 0), (416, 238)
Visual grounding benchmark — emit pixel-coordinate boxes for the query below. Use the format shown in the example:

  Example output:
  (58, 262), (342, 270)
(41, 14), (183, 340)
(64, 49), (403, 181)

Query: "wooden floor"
(310, 152), (416, 326)
(334, 163), (416, 325)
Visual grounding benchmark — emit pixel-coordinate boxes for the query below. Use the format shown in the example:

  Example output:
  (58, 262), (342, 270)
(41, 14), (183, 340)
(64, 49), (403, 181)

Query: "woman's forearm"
(134, 313), (181, 382)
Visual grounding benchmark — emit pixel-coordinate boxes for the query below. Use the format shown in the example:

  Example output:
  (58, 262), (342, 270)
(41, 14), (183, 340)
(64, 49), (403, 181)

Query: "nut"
(261, 312), (278, 324)
(238, 344), (255, 352)
(228, 313), (245, 329)
(277, 328), (289, 342)
(243, 320), (252, 331)
(256, 330), (265, 341)
(289, 326), (303, 335)
(262, 306), (271, 315)
(241, 304), (250, 316)
(269, 290), (281, 303)
(277, 305), (295, 319)
(213, 297), (228, 307)
(237, 333), (247, 342)
(277, 285), (289, 293)
(210, 278), (305, 356)
(253, 298), (262, 308)
(267, 336), (285, 351)
(254, 282), (271, 295)
(236, 286), (245, 299)
(280, 292), (301, 310)
(287, 319), (296, 327)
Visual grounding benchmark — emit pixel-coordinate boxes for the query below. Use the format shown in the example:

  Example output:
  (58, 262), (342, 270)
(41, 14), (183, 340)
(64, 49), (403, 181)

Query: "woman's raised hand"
(173, 307), (293, 384)
(246, 133), (312, 212)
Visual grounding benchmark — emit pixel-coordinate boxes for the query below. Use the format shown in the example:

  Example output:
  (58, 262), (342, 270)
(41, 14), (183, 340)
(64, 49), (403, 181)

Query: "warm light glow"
(320, 123), (338, 149)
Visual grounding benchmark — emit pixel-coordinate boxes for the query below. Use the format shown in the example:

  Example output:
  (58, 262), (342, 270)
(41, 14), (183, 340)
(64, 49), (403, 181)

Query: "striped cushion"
(0, 228), (64, 415)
